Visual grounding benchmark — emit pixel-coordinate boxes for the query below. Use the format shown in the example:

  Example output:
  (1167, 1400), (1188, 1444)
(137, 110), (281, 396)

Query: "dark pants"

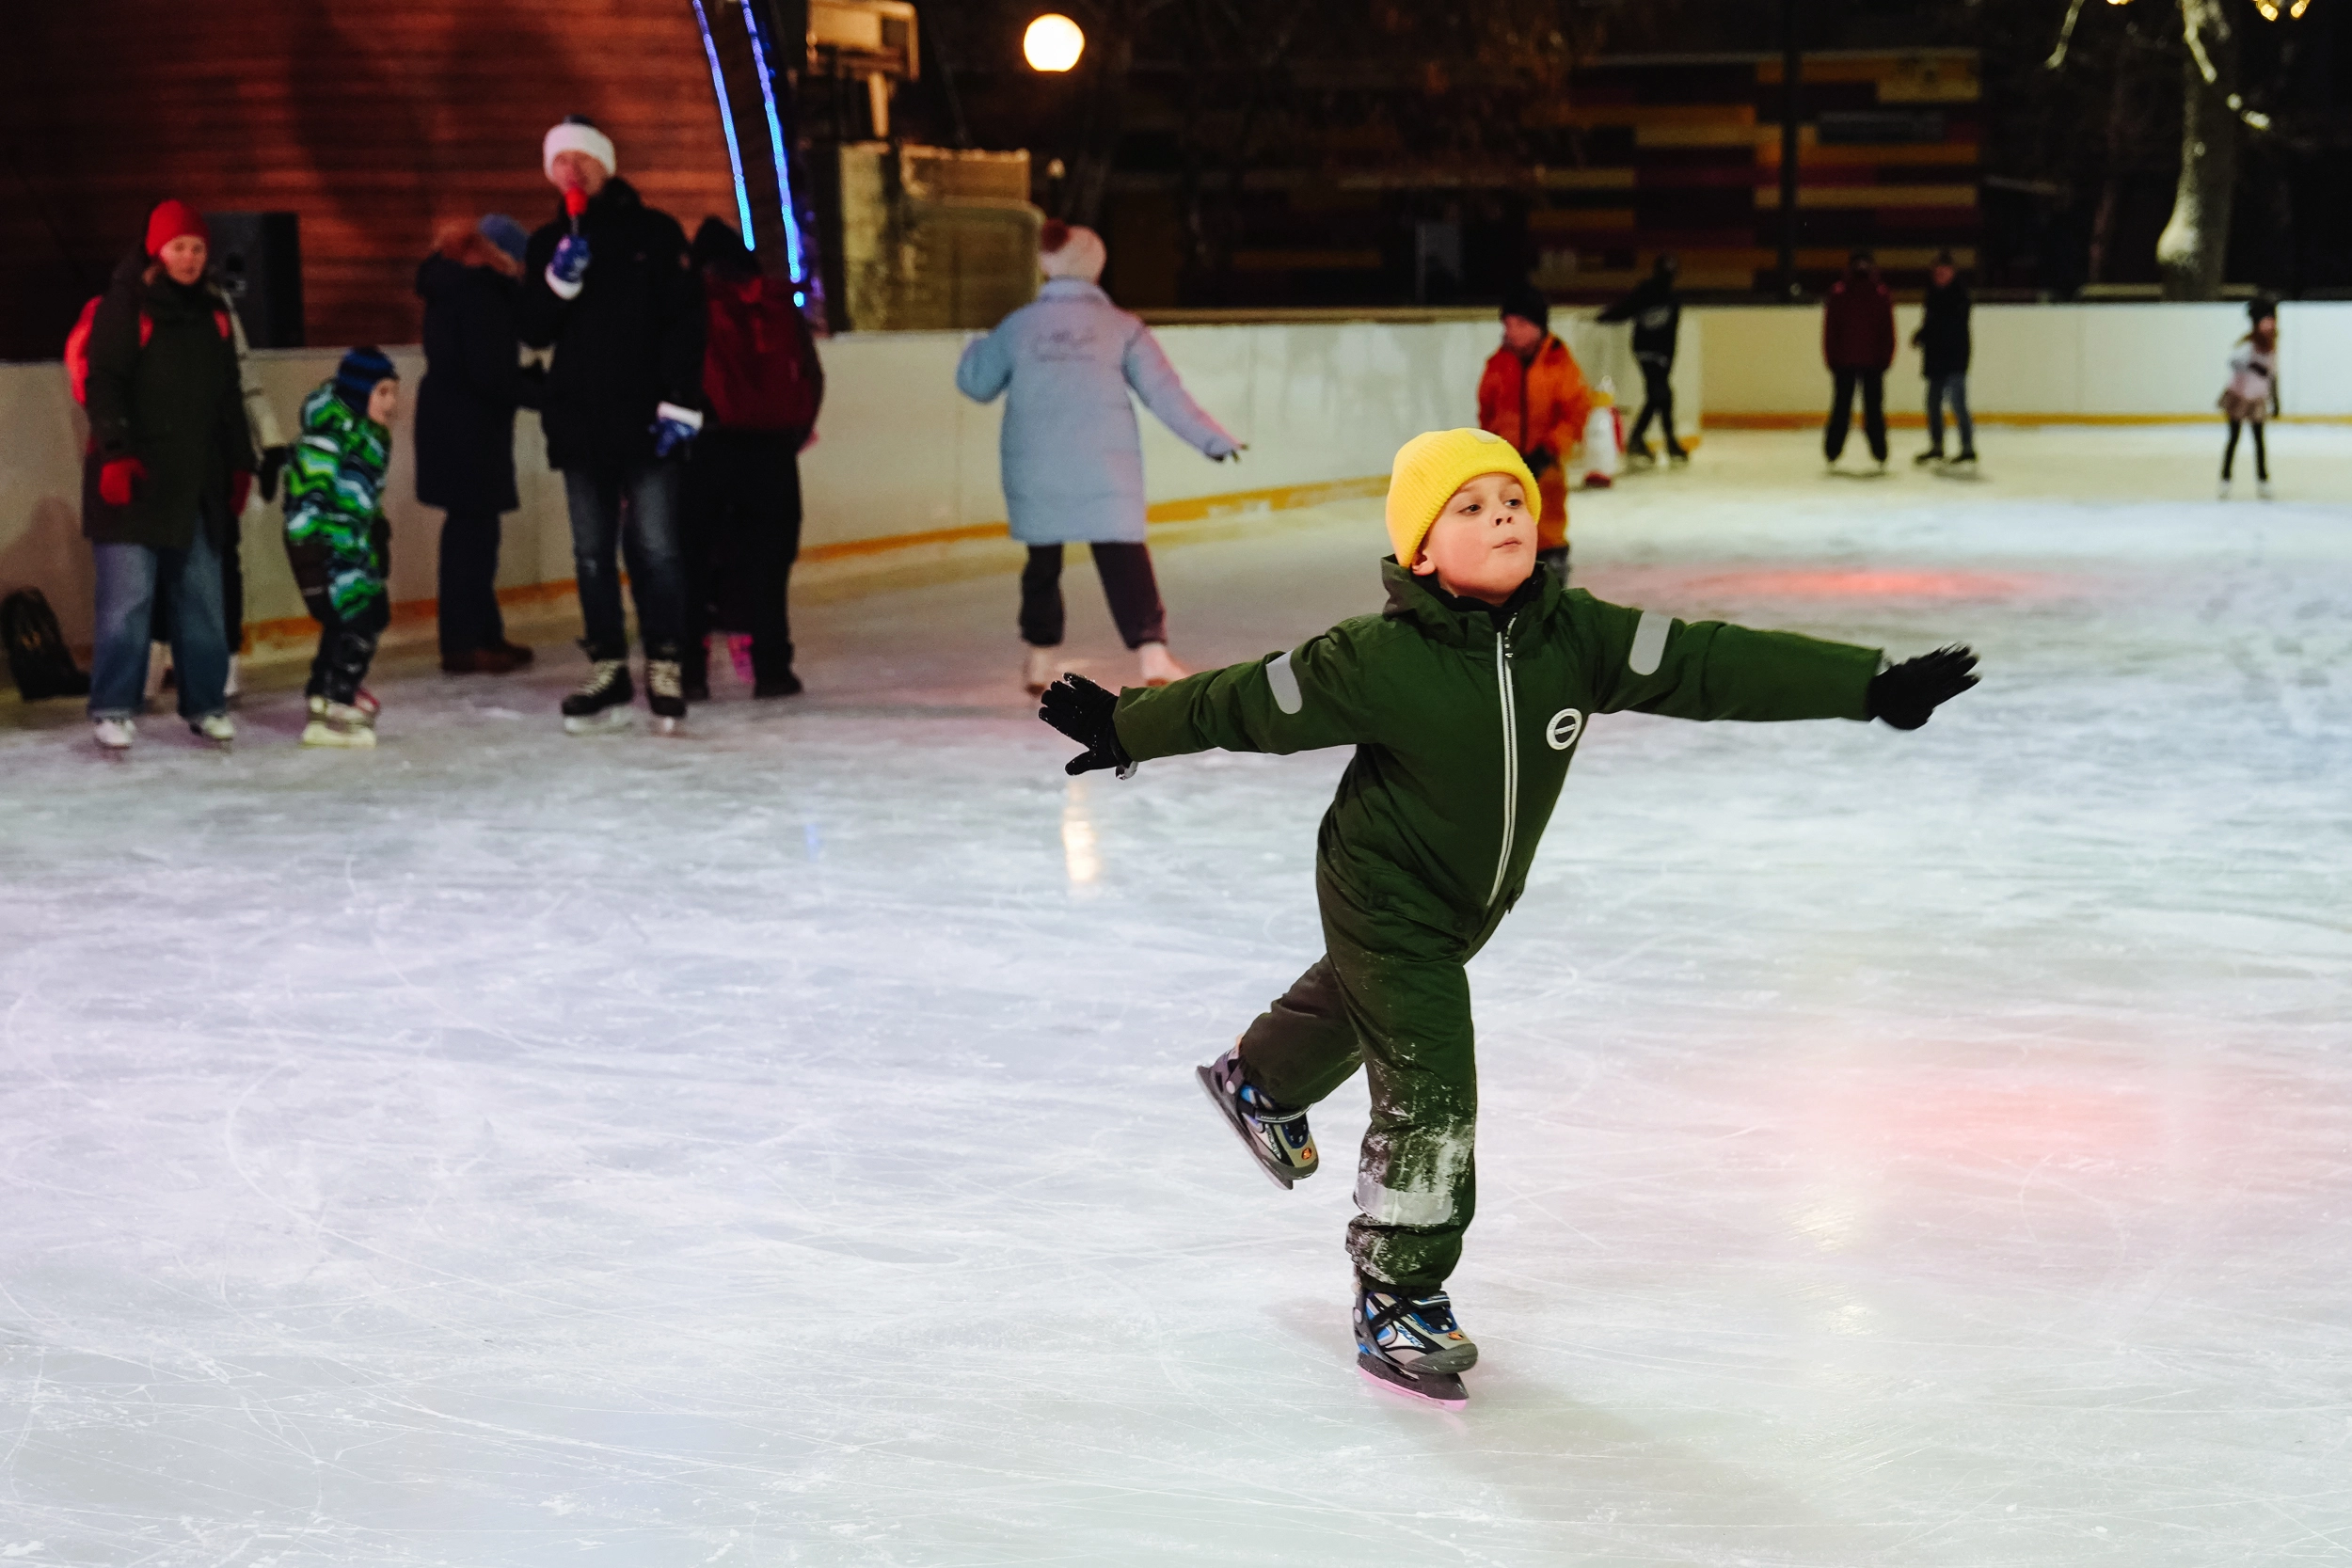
(1020, 543), (1167, 650)
(562, 462), (686, 661)
(1826, 369), (1887, 463)
(437, 507), (508, 658)
(2223, 420), (2267, 482)
(90, 528), (228, 721)
(302, 593), (389, 706)
(1236, 926), (1478, 1291)
(1926, 372), (1975, 457)
(1627, 356), (1682, 456)
(682, 432), (803, 687)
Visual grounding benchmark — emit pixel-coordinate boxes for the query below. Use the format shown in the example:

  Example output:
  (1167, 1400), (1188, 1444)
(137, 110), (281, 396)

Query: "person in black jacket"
(82, 199), (254, 750)
(1596, 253), (1685, 465)
(416, 214), (543, 674)
(1913, 250), (1976, 467)
(516, 115), (707, 734)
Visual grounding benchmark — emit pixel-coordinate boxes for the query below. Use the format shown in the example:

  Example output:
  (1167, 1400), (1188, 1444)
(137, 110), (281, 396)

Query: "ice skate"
(1913, 448), (1944, 467)
(189, 713), (235, 749)
(2217, 479), (2233, 500)
(1137, 641), (1186, 688)
(1623, 443), (1656, 469)
(91, 717), (135, 752)
(647, 658), (688, 736)
(753, 671), (803, 699)
(1023, 645), (1057, 696)
(1355, 1277), (1475, 1407)
(1196, 1044), (1318, 1189)
(300, 702), (377, 749)
(562, 657), (634, 735)
(1666, 445), (1690, 466)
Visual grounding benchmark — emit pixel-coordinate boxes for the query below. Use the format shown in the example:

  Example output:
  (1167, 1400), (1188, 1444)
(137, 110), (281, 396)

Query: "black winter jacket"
(82, 249), (254, 550)
(1597, 274), (1681, 362)
(1915, 280), (1971, 379)
(516, 179), (705, 471)
(415, 255), (542, 513)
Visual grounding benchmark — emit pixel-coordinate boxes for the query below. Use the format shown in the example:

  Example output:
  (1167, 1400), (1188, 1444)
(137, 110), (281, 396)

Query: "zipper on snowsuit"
(1486, 620), (1519, 908)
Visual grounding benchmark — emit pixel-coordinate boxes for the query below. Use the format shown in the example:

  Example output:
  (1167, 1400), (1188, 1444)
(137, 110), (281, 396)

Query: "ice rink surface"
(3, 427), (2350, 1565)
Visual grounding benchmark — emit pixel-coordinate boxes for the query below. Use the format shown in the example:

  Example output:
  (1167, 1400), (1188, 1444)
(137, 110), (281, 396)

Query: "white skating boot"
(1023, 645), (1058, 696)
(563, 658), (634, 735)
(1137, 641), (1187, 688)
(189, 713), (235, 748)
(646, 658), (687, 735)
(92, 717), (135, 751)
(301, 702), (377, 749)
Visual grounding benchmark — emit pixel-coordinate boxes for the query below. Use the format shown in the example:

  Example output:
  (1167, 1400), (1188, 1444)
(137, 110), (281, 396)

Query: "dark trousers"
(1926, 372), (1975, 457)
(301, 592), (389, 706)
(91, 529), (228, 721)
(437, 507), (508, 658)
(682, 432), (803, 686)
(2223, 420), (2268, 482)
(562, 462), (686, 661)
(1020, 543), (1167, 650)
(148, 517), (243, 653)
(1826, 369), (1887, 463)
(1627, 356), (1682, 455)
(1237, 927), (1479, 1291)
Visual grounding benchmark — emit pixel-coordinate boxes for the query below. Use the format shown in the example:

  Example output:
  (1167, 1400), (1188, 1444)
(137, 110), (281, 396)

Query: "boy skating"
(283, 348), (400, 748)
(1038, 427), (1978, 1407)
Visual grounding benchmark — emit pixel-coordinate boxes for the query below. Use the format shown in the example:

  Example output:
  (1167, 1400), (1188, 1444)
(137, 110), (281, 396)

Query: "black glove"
(1522, 445), (1553, 480)
(1039, 673), (1134, 776)
(257, 445), (291, 503)
(1867, 645), (1979, 730)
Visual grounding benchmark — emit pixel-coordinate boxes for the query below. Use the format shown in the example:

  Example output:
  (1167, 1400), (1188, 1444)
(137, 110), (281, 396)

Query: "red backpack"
(701, 275), (819, 434)
(64, 293), (232, 406)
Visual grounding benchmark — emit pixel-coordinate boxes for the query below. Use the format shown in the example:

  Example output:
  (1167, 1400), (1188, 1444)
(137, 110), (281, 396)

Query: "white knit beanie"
(1040, 223), (1106, 284)
(543, 117), (617, 182)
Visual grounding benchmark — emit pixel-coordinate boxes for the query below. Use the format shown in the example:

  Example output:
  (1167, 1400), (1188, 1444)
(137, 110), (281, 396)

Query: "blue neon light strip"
(739, 0), (807, 283)
(689, 0), (757, 241)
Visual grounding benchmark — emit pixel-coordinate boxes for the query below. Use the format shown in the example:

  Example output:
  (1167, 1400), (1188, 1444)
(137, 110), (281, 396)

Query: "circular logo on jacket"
(1546, 707), (1584, 751)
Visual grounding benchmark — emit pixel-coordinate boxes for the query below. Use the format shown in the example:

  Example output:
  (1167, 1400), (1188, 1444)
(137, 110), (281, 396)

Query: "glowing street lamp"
(1025, 13), (1086, 71)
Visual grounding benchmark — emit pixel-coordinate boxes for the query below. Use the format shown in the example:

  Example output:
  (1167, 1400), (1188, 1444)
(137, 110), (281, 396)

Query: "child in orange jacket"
(1476, 282), (1591, 579)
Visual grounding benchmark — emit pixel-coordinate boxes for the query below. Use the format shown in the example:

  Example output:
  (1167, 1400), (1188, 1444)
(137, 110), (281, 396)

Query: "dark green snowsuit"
(1115, 559), (1880, 1289)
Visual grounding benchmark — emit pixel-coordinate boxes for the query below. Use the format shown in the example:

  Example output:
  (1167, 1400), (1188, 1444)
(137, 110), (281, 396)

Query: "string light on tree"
(1024, 14), (1086, 72)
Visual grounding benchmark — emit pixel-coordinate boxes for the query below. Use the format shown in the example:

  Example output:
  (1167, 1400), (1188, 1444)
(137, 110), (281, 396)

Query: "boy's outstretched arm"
(1038, 631), (1377, 775)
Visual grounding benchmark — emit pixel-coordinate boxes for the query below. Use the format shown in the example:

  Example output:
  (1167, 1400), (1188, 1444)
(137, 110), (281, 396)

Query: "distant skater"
(956, 221), (1241, 695)
(1913, 249), (1975, 468)
(2218, 299), (2280, 500)
(1822, 249), (1894, 470)
(1477, 283), (1592, 579)
(1597, 254), (1686, 466)
(283, 349), (401, 748)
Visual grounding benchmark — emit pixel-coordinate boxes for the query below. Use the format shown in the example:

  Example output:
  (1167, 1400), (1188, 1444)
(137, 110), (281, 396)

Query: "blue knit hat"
(479, 214), (528, 267)
(333, 345), (398, 412)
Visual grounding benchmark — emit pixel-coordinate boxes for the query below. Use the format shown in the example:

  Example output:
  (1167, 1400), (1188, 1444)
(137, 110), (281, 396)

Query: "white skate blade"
(564, 709), (634, 736)
(1356, 1354), (1468, 1409)
(1196, 1063), (1295, 1190)
(653, 715), (684, 736)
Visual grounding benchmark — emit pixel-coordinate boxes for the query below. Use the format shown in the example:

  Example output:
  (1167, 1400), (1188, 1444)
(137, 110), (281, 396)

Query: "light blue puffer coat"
(955, 279), (1239, 546)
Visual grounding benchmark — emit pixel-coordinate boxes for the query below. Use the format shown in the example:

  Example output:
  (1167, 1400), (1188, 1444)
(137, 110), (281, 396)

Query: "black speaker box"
(203, 212), (305, 348)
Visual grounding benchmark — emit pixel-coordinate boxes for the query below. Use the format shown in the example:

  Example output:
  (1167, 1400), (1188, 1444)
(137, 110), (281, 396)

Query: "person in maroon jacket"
(1821, 248), (1896, 470)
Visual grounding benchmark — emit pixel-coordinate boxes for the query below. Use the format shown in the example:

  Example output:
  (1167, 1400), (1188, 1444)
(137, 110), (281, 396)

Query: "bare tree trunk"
(2154, 0), (2238, 299)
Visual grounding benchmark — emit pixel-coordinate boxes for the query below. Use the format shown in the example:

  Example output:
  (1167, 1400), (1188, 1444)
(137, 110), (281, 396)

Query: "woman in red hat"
(80, 199), (256, 750)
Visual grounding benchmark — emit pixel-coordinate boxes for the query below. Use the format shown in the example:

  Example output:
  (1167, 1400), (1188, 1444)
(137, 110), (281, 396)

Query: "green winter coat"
(283, 384), (391, 617)
(1115, 559), (1881, 959)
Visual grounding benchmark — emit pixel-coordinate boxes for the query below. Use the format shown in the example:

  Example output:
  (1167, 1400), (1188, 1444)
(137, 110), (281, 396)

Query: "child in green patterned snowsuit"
(285, 348), (399, 743)
(1038, 427), (1979, 1400)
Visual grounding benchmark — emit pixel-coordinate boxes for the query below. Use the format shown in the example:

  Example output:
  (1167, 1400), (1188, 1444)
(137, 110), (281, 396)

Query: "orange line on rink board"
(1707, 411), (2352, 430)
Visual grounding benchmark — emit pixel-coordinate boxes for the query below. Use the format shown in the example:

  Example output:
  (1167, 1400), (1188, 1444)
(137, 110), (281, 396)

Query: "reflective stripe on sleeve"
(1265, 651), (1303, 715)
(1629, 610), (1671, 676)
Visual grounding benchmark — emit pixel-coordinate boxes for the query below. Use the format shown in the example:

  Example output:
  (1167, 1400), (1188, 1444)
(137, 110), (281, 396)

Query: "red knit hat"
(145, 199), (209, 258)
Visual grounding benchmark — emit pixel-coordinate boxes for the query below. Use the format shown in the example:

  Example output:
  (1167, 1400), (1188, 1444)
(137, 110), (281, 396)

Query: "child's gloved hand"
(548, 232), (593, 288)
(1867, 644), (1979, 730)
(1039, 673), (1134, 776)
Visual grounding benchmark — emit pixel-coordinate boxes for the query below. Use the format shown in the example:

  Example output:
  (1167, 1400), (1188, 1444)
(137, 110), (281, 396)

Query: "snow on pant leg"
(620, 461), (688, 661)
(1089, 543), (1168, 649)
(1946, 374), (1975, 457)
(1825, 371), (1857, 461)
(1019, 546), (1067, 647)
(87, 541), (162, 721)
(437, 507), (506, 657)
(562, 468), (629, 660)
(2222, 420), (2242, 480)
(1235, 955), (1366, 1110)
(1860, 370), (1888, 462)
(164, 524), (230, 721)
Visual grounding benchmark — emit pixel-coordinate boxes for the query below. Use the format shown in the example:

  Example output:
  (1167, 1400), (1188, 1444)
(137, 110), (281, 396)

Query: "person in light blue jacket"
(956, 222), (1242, 692)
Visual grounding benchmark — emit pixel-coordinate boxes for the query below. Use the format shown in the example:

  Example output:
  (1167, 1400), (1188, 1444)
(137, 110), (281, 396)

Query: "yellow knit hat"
(1384, 428), (1541, 563)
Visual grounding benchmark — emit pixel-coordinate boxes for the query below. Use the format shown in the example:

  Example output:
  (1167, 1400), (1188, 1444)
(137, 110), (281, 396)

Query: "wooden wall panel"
(0, 1), (743, 358)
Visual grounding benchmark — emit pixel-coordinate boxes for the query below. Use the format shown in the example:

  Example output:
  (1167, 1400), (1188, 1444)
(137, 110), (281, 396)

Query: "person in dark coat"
(1821, 248), (1896, 469)
(1912, 249), (1975, 467)
(1597, 253), (1686, 464)
(81, 198), (254, 749)
(681, 217), (823, 701)
(416, 214), (543, 673)
(516, 115), (707, 733)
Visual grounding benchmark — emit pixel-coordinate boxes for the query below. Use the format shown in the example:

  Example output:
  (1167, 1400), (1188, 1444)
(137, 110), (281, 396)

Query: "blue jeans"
(562, 463), (685, 661)
(88, 527), (229, 722)
(1927, 372), (1974, 457)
